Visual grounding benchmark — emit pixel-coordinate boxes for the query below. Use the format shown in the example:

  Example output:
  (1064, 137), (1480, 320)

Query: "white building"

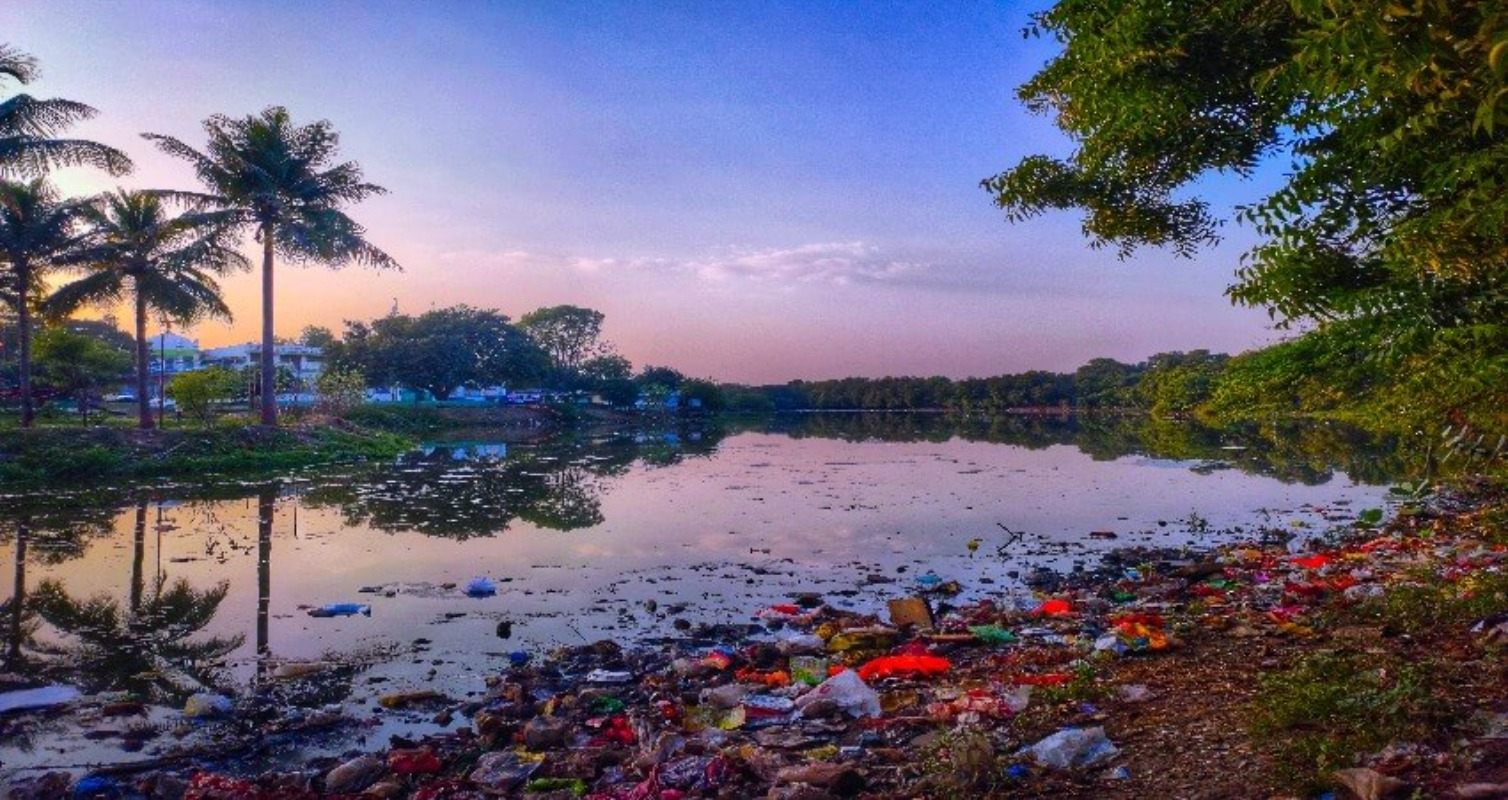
(201, 342), (326, 385)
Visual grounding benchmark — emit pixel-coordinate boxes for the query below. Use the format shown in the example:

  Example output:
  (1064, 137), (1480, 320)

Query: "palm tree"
(0, 178), (85, 426)
(46, 190), (247, 428)
(144, 107), (398, 425)
(0, 44), (131, 177)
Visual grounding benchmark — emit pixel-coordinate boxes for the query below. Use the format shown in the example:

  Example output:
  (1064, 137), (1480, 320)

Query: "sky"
(2, 1), (1282, 384)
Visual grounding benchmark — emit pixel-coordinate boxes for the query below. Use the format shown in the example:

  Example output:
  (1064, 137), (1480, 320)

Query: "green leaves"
(992, 0), (1508, 433)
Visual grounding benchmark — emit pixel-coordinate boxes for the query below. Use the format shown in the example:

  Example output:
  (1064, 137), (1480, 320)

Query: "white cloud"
(431, 241), (928, 288)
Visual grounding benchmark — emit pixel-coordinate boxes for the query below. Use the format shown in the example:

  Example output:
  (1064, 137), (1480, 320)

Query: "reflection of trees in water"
(0, 499), (123, 672)
(738, 412), (1407, 486)
(301, 427), (723, 538)
(28, 575), (241, 703)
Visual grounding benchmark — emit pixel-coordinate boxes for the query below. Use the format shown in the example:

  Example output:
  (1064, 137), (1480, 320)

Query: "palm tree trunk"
(260, 231), (277, 426)
(17, 265), (33, 428)
(256, 485), (275, 679)
(130, 499), (147, 613)
(134, 286), (153, 429)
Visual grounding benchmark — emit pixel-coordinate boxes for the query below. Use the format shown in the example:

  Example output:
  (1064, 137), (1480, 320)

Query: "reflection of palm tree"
(130, 499), (147, 613)
(256, 484), (274, 680)
(29, 576), (242, 703)
(5, 514), (33, 670)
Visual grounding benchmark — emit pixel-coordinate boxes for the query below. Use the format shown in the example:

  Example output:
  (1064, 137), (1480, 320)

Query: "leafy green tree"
(636, 365), (685, 391)
(679, 379), (726, 412)
(32, 327), (129, 422)
(595, 378), (639, 408)
(45, 189), (244, 428)
(0, 178), (85, 426)
(518, 305), (611, 388)
(315, 367), (366, 416)
(1133, 351), (1229, 417)
(167, 366), (238, 426)
(299, 324), (336, 349)
(334, 305), (548, 400)
(581, 353), (632, 383)
(984, 0), (1508, 433)
(144, 107), (398, 426)
(0, 44), (132, 177)
(1073, 358), (1140, 409)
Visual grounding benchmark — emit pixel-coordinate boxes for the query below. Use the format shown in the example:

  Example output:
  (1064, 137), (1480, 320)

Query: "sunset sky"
(3, 1), (1282, 384)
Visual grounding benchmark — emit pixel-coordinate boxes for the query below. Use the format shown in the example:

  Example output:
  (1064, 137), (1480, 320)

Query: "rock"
(325, 754), (384, 794)
(702, 683), (750, 709)
(776, 763), (866, 796)
(1333, 767), (1409, 800)
(1454, 784), (1508, 799)
(766, 786), (838, 800)
(139, 773), (187, 800)
(523, 716), (571, 750)
(361, 778), (406, 798)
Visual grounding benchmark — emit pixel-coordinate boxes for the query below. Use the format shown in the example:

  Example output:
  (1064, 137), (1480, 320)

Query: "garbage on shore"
(8, 488), (1506, 799)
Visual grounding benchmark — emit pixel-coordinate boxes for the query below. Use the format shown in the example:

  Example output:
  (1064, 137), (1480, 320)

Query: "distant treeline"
(723, 351), (1228, 415)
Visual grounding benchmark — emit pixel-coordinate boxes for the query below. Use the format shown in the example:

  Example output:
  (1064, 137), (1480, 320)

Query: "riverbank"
(0, 424), (414, 484)
(4, 477), (1502, 798)
(0, 404), (710, 485)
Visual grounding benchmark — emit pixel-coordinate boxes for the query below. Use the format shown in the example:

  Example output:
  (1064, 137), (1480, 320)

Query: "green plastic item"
(524, 777), (588, 795)
(968, 625), (1019, 644)
(591, 696), (625, 713)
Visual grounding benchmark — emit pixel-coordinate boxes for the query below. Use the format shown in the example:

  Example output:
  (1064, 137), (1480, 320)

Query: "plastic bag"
(795, 669), (881, 718)
(465, 577), (497, 597)
(1026, 726), (1119, 768)
(856, 654), (951, 682)
(468, 750), (542, 792)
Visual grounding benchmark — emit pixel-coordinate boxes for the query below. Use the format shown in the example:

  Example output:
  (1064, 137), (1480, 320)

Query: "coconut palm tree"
(144, 107), (398, 425)
(45, 190), (247, 428)
(0, 178), (85, 426)
(0, 44), (131, 178)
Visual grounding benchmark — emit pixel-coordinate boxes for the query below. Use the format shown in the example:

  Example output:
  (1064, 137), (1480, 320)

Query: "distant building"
(146, 331), (203, 377)
(201, 342), (326, 385)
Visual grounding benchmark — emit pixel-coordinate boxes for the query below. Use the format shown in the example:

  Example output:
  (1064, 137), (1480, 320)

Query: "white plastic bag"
(795, 669), (881, 718)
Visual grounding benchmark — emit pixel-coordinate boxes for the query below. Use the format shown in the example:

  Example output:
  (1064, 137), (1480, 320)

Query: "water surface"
(0, 414), (1403, 770)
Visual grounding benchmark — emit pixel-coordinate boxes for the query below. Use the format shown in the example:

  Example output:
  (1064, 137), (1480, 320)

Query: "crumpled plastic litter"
(795, 669), (882, 718)
(1025, 726), (1119, 768)
(856, 654), (951, 681)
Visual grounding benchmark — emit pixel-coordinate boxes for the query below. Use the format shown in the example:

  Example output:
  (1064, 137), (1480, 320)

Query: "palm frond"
(0, 45), (40, 85)
(42, 269), (124, 317)
(136, 268), (231, 323)
(0, 95), (99, 138)
(0, 136), (133, 178)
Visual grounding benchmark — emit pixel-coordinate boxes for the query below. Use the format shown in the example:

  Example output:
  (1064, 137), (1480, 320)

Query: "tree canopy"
(985, 0), (1508, 433)
(518, 305), (611, 388)
(330, 305), (548, 400)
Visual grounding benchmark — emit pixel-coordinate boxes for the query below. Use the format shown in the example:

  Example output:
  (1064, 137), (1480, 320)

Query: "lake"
(0, 414), (1405, 770)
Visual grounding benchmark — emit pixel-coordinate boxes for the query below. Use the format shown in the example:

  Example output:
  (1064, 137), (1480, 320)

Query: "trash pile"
(6, 489), (1507, 799)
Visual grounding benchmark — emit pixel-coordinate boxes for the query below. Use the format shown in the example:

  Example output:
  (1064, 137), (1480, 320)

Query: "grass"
(0, 423), (413, 485)
(1253, 558), (1507, 791)
(1251, 649), (1449, 792)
